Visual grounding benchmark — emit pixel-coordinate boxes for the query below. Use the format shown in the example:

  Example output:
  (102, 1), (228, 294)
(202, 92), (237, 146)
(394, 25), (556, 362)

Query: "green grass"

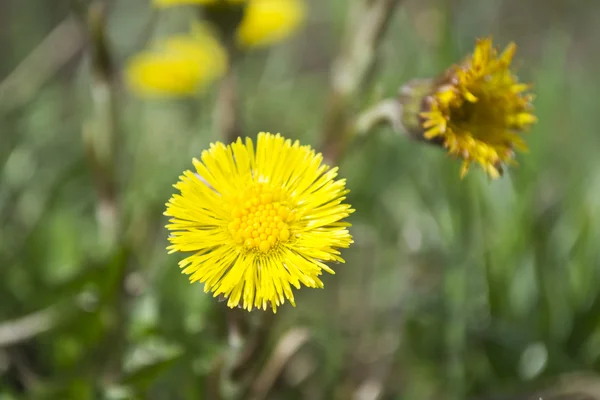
(2, 0), (600, 399)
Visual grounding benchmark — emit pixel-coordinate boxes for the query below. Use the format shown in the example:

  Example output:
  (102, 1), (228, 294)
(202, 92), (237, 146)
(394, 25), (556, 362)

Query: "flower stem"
(79, 0), (130, 385)
(83, 0), (120, 251)
(215, 65), (242, 144)
(321, 0), (403, 164)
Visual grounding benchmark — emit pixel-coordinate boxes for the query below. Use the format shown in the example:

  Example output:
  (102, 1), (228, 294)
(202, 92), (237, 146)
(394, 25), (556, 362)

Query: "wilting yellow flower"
(126, 31), (226, 97)
(419, 37), (536, 178)
(237, 0), (305, 48)
(164, 132), (354, 312)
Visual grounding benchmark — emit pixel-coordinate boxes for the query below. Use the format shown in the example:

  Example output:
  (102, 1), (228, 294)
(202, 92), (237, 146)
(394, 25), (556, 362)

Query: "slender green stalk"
(214, 65), (242, 144)
(444, 259), (467, 399)
(80, 0), (129, 385)
(83, 0), (120, 251)
(321, 0), (403, 164)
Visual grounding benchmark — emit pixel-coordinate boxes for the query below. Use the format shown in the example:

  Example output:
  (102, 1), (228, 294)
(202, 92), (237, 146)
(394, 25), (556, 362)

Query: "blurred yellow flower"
(152, 0), (305, 49)
(164, 132), (354, 312)
(420, 37), (536, 178)
(237, 0), (305, 48)
(125, 31), (226, 97)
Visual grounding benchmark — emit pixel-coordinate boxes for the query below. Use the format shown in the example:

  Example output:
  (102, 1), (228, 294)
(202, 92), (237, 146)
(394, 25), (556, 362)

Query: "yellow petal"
(463, 90), (478, 103)
(473, 38), (492, 67)
(436, 87), (456, 105)
(500, 42), (517, 65)
(509, 112), (537, 127)
(424, 125), (443, 139)
(459, 161), (470, 179)
(486, 164), (501, 179)
(511, 83), (531, 93)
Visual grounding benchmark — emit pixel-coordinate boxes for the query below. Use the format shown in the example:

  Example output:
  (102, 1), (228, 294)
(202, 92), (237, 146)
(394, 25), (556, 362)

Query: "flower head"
(164, 133), (354, 312)
(419, 37), (536, 178)
(152, 0), (305, 49)
(237, 0), (305, 48)
(125, 30), (226, 97)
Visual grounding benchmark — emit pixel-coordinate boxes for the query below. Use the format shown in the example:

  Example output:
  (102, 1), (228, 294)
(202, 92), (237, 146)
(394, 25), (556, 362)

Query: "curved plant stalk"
(321, 0), (403, 164)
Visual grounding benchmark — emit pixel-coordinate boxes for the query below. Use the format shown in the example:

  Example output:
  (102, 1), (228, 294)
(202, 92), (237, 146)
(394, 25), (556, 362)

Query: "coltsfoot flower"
(236, 0), (305, 48)
(153, 0), (305, 49)
(416, 38), (537, 178)
(164, 132), (354, 312)
(127, 0), (304, 97)
(125, 30), (227, 96)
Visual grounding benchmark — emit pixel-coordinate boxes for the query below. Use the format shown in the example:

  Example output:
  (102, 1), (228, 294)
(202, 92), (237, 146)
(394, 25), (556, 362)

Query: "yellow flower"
(125, 30), (226, 97)
(237, 0), (305, 48)
(164, 132), (354, 312)
(152, 0), (305, 49)
(420, 37), (537, 178)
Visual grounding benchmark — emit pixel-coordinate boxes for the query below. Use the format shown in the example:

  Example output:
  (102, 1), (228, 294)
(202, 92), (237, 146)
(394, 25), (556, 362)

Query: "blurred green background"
(2, 0), (600, 399)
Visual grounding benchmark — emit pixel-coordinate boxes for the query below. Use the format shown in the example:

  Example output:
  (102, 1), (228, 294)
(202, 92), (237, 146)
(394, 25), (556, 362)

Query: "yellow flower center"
(228, 184), (295, 253)
(450, 89), (507, 141)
